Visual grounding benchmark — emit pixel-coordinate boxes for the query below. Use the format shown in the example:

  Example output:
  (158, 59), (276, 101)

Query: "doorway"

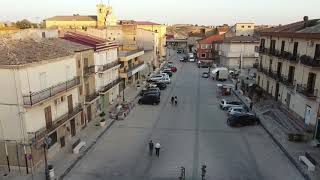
(70, 118), (76, 137)
(87, 105), (92, 122)
(67, 95), (73, 113)
(275, 83), (280, 101)
(44, 106), (53, 129)
(286, 93), (291, 108)
(60, 136), (66, 148)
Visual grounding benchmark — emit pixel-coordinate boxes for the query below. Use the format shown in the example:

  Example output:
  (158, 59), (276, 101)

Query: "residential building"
(187, 29), (206, 52)
(63, 32), (121, 115)
(44, 3), (116, 29)
(256, 17), (320, 140)
(135, 21), (167, 60)
(196, 35), (224, 65)
(225, 23), (255, 37)
(216, 36), (259, 69)
(0, 38), (84, 168)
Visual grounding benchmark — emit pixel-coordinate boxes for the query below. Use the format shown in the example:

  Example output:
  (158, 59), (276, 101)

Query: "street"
(65, 51), (304, 180)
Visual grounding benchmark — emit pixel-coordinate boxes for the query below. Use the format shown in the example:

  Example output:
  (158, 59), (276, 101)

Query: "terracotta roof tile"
(198, 35), (224, 44)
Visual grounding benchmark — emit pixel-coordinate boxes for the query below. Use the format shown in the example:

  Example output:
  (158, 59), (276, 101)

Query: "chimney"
(303, 16), (309, 27)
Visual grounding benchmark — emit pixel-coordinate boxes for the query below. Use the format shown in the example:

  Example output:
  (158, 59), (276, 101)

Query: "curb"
(58, 119), (116, 180)
(232, 90), (311, 180)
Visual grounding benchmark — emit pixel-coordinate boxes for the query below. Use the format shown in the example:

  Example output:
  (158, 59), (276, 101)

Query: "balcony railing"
(268, 70), (279, 80)
(97, 61), (121, 73)
(85, 92), (100, 103)
(296, 84), (318, 98)
(118, 49), (144, 57)
(279, 75), (295, 88)
(300, 55), (320, 67)
(99, 78), (121, 94)
(23, 77), (81, 106)
(33, 104), (83, 142)
(280, 51), (299, 62)
(84, 66), (95, 76)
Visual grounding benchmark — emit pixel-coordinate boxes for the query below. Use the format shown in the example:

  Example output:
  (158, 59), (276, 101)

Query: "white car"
(158, 77), (171, 84)
(220, 99), (244, 110)
(149, 74), (165, 81)
(160, 73), (169, 79)
(228, 107), (247, 116)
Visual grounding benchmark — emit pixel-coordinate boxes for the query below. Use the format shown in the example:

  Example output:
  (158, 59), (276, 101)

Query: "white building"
(0, 38), (84, 167)
(225, 23), (255, 37)
(216, 36), (259, 69)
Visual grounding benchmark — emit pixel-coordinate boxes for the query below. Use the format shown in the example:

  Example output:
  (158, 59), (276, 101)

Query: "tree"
(15, 19), (32, 29)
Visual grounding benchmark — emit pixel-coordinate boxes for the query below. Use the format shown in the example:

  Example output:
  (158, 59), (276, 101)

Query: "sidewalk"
(3, 86), (141, 180)
(232, 89), (320, 180)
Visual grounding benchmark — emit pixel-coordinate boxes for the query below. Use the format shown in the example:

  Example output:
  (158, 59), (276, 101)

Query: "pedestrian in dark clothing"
(155, 142), (161, 157)
(171, 96), (175, 105)
(174, 96), (178, 106)
(148, 140), (154, 156)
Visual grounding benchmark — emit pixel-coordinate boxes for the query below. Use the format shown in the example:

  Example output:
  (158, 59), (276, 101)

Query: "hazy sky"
(0, 0), (319, 25)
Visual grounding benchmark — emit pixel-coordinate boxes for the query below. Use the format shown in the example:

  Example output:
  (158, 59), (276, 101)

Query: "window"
(77, 59), (81, 68)
(241, 25), (245, 28)
(201, 53), (206, 58)
(281, 41), (285, 53)
(206, 44), (212, 49)
(314, 44), (320, 60)
(42, 32), (46, 38)
(248, 26), (251, 28)
(293, 42), (298, 56)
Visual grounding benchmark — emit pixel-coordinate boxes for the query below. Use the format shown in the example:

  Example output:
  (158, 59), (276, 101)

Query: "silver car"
(220, 99), (244, 110)
(227, 107), (247, 116)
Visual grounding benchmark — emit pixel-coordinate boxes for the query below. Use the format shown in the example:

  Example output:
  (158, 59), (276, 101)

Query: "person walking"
(171, 96), (175, 105)
(155, 142), (161, 157)
(174, 96), (178, 106)
(148, 140), (154, 156)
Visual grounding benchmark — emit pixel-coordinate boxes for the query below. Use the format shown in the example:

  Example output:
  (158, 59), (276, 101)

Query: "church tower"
(97, 2), (117, 28)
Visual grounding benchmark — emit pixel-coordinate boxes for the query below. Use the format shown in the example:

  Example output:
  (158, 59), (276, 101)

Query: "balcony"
(296, 84), (318, 99)
(279, 75), (295, 88)
(32, 104), (83, 142)
(268, 70), (279, 80)
(84, 66), (95, 76)
(300, 55), (320, 67)
(85, 92), (100, 104)
(120, 62), (146, 78)
(280, 51), (299, 63)
(23, 77), (81, 106)
(99, 78), (122, 94)
(119, 49), (144, 61)
(97, 61), (121, 73)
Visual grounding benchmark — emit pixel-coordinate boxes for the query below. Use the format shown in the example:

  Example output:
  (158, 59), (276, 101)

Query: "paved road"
(65, 51), (304, 180)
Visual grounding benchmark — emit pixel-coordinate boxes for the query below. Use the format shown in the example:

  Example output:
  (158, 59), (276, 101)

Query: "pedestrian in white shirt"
(155, 142), (161, 157)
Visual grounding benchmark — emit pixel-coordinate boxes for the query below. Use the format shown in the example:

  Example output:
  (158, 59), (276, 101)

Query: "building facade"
(225, 23), (255, 37)
(216, 36), (259, 69)
(196, 35), (223, 65)
(0, 39), (84, 168)
(256, 18), (320, 140)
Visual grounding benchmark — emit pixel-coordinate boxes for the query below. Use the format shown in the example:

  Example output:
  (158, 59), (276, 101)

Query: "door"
(286, 93), (291, 108)
(277, 62), (282, 78)
(87, 105), (92, 122)
(305, 106), (312, 125)
(293, 42), (299, 57)
(67, 95), (73, 114)
(80, 111), (84, 126)
(70, 118), (76, 137)
(275, 83), (280, 101)
(44, 106), (53, 129)
(307, 73), (316, 93)
(60, 136), (65, 148)
(288, 66), (295, 83)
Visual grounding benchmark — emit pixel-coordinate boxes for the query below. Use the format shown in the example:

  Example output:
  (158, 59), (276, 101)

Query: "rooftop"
(62, 31), (118, 51)
(198, 35), (224, 44)
(0, 38), (76, 66)
(222, 36), (259, 43)
(135, 21), (161, 25)
(45, 15), (97, 22)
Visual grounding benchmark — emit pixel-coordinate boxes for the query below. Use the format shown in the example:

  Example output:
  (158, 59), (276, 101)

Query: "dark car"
(138, 94), (160, 105)
(177, 49), (182, 53)
(202, 72), (209, 78)
(163, 70), (173, 77)
(155, 82), (167, 90)
(140, 87), (161, 96)
(227, 114), (260, 127)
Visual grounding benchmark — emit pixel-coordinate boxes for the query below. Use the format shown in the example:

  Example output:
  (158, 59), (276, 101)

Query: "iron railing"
(23, 77), (80, 106)
(85, 92), (100, 103)
(279, 75), (295, 88)
(97, 61), (121, 72)
(300, 55), (320, 67)
(99, 78), (121, 94)
(296, 84), (318, 98)
(84, 66), (95, 76)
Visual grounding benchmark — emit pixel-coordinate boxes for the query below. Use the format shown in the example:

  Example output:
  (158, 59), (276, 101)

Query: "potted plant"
(99, 119), (106, 127)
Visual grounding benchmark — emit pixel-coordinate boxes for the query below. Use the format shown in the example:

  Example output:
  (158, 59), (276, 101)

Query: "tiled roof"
(198, 35), (224, 44)
(50, 38), (93, 52)
(222, 36), (259, 43)
(260, 19), (320, 39)
(135, 21), (161, 25)
(45, 15), (97, 21)
(62, 31), (118, 51)
(0, 38), (75, 66)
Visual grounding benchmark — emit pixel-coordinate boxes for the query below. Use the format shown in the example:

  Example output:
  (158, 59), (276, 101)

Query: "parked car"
(168, 61), (173, 64)
(198, 61), (212, 68)
(148, 74), (165, 82)
(140, 87), (161, 96)
(202, 72), (209, 78)
(220, 99), (244, 110)
(171, 66), (177, 72)
(162, 70), (173, 77)
(157, 77), (171, 84)
(227, 107), (248, 116)
(138, 94), (160, 105)
(227, 114), (260, 127)
(179, 57), (186, 62)
(177, 49), (182, 54)
(154, 82), (167, 90)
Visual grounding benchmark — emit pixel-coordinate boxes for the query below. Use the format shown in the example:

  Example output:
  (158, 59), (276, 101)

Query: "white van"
(211, 67), (228, 81)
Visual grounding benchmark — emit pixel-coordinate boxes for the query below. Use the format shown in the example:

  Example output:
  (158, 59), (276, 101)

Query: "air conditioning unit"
(307, 40), (314, 47)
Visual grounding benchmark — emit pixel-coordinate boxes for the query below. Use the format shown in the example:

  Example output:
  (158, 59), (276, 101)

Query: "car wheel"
(223, 107), (228, 110)
(138, 100), (142, 104)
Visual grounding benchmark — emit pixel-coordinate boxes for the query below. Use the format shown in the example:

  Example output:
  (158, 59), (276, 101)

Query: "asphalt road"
(65, 50), (304, 180)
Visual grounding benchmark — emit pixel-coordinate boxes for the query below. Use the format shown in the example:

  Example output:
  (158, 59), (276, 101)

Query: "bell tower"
(97, 3), (107, 28)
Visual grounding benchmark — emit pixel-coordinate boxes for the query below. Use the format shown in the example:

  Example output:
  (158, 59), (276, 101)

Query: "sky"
(0, 0), (319, 26)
